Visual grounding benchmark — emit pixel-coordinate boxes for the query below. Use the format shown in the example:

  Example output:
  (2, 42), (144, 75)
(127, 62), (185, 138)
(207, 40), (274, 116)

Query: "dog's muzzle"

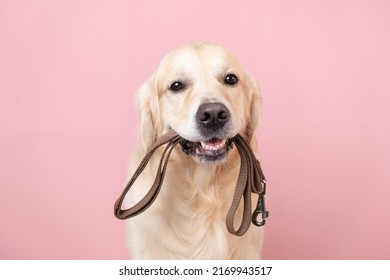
(180, 102), (233, 162)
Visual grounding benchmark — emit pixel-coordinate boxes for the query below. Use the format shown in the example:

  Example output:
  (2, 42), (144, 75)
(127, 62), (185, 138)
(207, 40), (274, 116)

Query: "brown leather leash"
(114, 131), (268, 236)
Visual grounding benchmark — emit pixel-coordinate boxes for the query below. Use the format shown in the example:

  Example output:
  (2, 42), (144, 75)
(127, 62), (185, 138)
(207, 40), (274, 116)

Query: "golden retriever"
(125, 42), (263, 259)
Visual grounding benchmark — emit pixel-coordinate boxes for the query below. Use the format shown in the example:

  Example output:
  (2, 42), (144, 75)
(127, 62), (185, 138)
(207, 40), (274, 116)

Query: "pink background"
(1, 0), (389, 259)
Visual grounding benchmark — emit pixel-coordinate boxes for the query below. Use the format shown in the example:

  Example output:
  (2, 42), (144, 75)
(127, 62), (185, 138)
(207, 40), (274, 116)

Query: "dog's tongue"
(205, 138), (223, 146)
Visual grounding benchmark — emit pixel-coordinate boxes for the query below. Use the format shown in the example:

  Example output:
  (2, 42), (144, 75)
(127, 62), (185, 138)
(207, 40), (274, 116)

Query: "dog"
(125, 42), (263, 259)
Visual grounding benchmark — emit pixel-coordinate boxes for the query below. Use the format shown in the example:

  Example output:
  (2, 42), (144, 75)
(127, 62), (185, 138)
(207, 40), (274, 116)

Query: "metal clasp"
(252, 179), (269, 227)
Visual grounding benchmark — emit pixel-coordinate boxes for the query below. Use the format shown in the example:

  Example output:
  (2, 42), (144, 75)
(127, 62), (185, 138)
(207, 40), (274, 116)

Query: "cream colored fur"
(125, 43), (263, 259)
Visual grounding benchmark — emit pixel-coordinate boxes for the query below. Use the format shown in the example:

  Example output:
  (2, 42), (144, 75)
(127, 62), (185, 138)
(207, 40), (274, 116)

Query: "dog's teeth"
(200, 140), (227, 151)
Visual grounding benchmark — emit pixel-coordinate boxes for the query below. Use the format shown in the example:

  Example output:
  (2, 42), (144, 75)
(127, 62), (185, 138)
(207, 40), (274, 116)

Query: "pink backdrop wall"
(1, 0), (389, 259)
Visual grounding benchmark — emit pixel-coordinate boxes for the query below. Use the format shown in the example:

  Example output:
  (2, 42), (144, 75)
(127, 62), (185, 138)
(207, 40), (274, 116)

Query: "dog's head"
(136, 43), (261, 164)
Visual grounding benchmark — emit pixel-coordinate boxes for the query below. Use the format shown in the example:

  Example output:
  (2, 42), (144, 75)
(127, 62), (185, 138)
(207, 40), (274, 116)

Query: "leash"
(226, 134), (268, 236)
(114, 131), (268, 236)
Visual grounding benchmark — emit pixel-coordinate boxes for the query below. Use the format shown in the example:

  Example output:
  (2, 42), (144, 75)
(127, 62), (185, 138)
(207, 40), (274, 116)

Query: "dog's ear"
(135, 76), (159, 153)
(244, 73), (262, 146)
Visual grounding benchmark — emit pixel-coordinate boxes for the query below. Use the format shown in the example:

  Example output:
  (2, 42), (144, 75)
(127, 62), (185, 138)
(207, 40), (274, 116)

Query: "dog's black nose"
(196, 102), (230, 130)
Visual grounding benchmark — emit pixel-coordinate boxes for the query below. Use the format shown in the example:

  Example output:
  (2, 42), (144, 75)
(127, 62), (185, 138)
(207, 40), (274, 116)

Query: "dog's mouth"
(179, 137), (234, 163)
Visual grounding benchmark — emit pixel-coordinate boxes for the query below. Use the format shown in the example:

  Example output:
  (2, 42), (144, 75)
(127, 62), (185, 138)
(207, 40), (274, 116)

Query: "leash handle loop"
(114, 131), (181, 220)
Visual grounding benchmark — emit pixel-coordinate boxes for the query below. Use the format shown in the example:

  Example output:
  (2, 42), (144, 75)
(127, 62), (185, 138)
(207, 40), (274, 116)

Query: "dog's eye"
(169, 81), (185, 92)
(224, 74), (238, 85)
